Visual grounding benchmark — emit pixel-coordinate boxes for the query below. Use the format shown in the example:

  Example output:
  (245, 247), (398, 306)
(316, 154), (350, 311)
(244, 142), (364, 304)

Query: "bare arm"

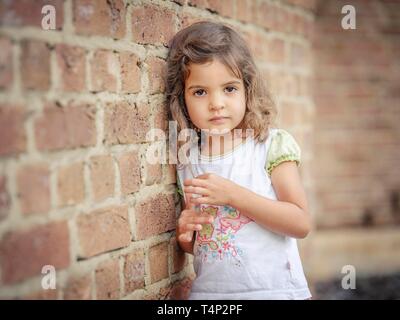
(230, 161), (311, 239)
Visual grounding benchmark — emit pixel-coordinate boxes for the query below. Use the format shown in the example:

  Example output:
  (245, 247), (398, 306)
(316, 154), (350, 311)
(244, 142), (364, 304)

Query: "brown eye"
(225, 86), (237, 93)
(194, 89), (206, 97)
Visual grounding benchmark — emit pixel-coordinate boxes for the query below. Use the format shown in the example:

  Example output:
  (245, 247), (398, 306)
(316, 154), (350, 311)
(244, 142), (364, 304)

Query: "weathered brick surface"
(149, 241), (169, 283)
(20, 40), (51, 90)
(135, 193), (176, 240)
(132, 4), (176, 46)
(147, 57), (166, 94)
(64, 274), (92, 300)
(95, 259), (120, 300)
(73, 0), (126, 39)
(0, 175), (10, 221)
(17, 163), (51, 215)
(90, 49), (119, 92)
(103, 101), (150, 145)
(35, 102), (96, 151)
(57, 162), (85, 207)
(56, 44), (86, 92)
(0, 37), (12, 89)
(0, 220), (70, 284)
(90, 155), (115, 201)
(123, 249), (145, 294)
(120, 52), (141, 94)
(77, 205), (131, 258)
(0, 105), (26, 156)
(0, 0), (64, 29)
(117, 151), (141, 195)
(170, 237), (186, 274)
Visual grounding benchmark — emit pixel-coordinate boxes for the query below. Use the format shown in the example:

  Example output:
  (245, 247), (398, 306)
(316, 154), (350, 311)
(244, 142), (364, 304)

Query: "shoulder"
(265, 128), (301, 177)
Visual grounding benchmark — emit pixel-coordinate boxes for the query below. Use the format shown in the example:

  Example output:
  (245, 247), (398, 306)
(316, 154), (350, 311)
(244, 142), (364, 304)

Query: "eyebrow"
(187, 80), (242, 90)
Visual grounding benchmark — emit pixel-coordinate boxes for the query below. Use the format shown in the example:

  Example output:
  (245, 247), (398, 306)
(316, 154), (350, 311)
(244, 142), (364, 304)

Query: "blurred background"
(0, 0), (399, 299)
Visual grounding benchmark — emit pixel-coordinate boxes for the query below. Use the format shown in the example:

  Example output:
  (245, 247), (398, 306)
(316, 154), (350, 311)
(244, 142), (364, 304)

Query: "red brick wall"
(0, 0), (315, 299)
(313, 0), (400, 229)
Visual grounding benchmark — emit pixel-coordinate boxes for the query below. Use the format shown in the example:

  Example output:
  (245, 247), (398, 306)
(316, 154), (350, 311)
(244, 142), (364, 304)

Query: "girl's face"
(184, 59), (246, 137)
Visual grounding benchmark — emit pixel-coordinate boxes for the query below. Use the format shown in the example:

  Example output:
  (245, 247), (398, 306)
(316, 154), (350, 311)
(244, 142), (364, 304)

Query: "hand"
(177, 192), (214, 243)
(183, 173), (238, 207)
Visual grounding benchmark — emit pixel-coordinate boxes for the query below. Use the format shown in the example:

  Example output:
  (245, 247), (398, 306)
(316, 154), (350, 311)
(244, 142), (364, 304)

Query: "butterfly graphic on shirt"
(195, 204), (252, 262)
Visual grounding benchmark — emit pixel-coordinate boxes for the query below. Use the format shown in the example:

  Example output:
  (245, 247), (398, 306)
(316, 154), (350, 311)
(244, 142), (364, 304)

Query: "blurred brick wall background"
(0, 0), (398, 300)
(306, 0), (400, 287)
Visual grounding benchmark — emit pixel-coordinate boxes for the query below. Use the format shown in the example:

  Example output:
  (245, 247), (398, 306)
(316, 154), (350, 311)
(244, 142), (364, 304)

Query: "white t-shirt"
(176, 128), (312, 300)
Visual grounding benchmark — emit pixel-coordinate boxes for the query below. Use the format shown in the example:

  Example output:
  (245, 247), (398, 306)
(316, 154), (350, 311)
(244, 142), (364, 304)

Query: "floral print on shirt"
(194, 204), (252, 263)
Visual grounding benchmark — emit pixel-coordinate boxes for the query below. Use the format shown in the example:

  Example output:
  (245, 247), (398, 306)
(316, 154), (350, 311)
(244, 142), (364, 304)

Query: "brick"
(123, 249), (145, 294)
(145, 162), (162, 186)
(0, 176), (10, 221)
(256, 1), (275, 31)
(170, 237), (186, 274)
(147, 57), (166, 94)
(117, 151), (141, 195)
(290, 42), (310, 66)
(149, 242), (169, 283)
(207, 0), (235, 19)
(135, 193), (176, 240)
(20, 40), (51, 90)
(0, 106), (26, 156)
(90, 49), (118, 92)
(165, 164), (177, 185)
(104, 101), (150, 145)
(35, 102), (96, 151)
(73, 0), (126, 38)
(187, 0), (207, 9)
(0, 220), (70, 284)
(57, 162), (85, 207)
(90, 155), (115, 201)
(236, 0), (256, 23)
(178, 11), (203, 30)
(17, 163), (51, 215)
(23, 289), (58, 300)
(0, 37), (12, 89)
(284, 0), (316, 11)
(132, 4), (176, 46)
(55, 44), (86, 92)
(154, 105), (168, 132)
(95, 259), (120, 300)
(120, 51), (141, 94)
(266, 38), (286, 64)
(0, 0), (64, 29)
(160, 277), (193, 300)
(279, 101), (299, 128)
(64, 274), (92, 300)
(77, 205), (131, 258)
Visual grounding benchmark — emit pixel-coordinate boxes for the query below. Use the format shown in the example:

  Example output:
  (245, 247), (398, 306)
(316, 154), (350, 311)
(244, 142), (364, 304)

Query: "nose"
(208, 92), (225, 111)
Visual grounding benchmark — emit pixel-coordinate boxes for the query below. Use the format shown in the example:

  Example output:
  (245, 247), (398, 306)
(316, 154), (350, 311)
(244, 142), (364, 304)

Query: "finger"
(179, 232), (193, 243)
(193, 216), (214, 224)
(184, 192), (196, 210)
(184, 178), (208, 188)
(183, 186), (209, 196)
(195, 173), (211, 179)
(190, 196), (210, 205)
(180, 223), (202, 233)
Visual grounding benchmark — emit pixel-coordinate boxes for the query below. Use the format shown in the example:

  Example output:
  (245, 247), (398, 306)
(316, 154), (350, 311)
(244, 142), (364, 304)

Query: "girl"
(166, 21), (312, 300)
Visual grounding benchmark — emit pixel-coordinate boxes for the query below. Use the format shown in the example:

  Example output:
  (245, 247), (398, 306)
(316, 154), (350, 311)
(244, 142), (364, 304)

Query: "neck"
(200, 130), (246, 157)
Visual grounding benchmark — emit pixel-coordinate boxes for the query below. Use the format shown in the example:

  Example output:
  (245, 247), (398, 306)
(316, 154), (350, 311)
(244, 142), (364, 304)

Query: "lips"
(210, 116), (228, 121)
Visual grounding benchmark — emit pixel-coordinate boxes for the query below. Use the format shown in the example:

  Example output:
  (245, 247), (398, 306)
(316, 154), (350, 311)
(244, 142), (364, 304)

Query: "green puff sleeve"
(265, 129), (301, 177)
